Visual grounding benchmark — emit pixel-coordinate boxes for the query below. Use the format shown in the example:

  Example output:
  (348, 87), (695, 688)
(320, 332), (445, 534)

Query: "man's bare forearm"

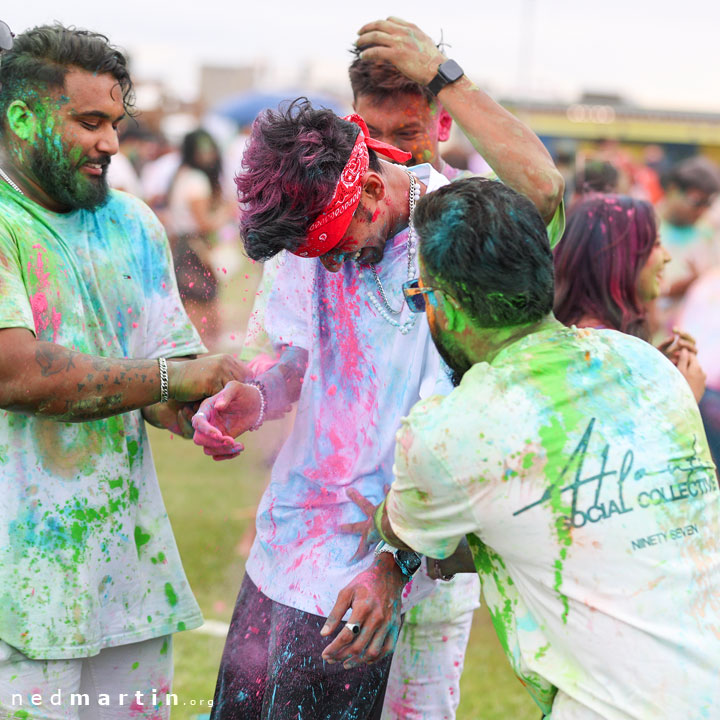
(0, 331), (164, 421)
(437, 76), (564, 223)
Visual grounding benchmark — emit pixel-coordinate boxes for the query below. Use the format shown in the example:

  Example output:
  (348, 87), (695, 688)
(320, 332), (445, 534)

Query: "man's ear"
(361, 170), (386, 203)
(6, 101), (37, 142)
(437, 108), (453, 143)
(442, 294), (467, 333)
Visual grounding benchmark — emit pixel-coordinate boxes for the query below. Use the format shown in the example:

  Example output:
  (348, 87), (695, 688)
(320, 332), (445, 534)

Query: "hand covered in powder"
(356, 17), (447, 86)
(167, 354), (249, 403)
(657, 327), (699, 360)
(675, 347), (706, 403)
(142, 400), (199, 439)
(339, 487), (389, 561)
(191, 381), (263, 460)
(320, 551), (405, 668)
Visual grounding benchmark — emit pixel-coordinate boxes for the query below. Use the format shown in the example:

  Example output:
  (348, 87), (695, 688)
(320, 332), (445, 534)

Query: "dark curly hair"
(0, 23), (135, 133)
(237, 98), (381, 260)
(416, 178), (554, 328)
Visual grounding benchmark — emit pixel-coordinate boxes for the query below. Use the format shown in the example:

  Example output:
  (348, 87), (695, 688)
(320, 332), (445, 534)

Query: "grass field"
(150, 254), (540, 719)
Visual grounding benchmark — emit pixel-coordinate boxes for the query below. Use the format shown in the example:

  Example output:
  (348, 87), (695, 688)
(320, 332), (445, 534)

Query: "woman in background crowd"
(553, 194), (706, 403)
(168, 128), (232, 349)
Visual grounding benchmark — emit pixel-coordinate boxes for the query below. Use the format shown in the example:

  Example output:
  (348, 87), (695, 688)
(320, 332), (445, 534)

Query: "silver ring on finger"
(344, 622), (361, 636)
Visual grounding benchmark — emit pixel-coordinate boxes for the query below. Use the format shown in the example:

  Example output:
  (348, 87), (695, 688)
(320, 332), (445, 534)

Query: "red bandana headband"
(292, 114), (412, 258)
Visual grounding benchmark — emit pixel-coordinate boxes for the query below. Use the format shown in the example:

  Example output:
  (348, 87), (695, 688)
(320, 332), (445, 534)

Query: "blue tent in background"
(213, 90), (349, 128)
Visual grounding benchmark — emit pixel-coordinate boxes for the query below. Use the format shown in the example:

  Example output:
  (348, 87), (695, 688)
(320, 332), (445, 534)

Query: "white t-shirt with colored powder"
(387, 324), (720, 719)
(245, 165), (452, 616)
(0, 185), (206, 659)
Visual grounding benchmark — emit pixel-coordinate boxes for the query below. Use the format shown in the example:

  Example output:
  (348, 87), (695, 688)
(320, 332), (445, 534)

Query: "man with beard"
(191, 23), (563, 713)
(0, 24), (246, 717)
(365, 177), (720, 719)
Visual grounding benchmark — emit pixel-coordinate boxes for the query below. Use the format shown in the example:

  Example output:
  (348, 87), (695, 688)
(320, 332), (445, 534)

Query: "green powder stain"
(128, 481), (140, 504)
(177, 621), (186, 631)
(134, 526), (151, 551)
(535, 643), (550, 661)
(13, 711), (30, 719)
(164, 582), (178, 607)
(523, 452), (535, 469)
(132, 661), (139, 670)
(147, 615), (152, 623)
(160, 638), (168, 655)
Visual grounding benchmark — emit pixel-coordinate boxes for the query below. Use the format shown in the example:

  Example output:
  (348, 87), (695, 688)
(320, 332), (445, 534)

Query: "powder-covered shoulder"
(403, 362), (499, 437)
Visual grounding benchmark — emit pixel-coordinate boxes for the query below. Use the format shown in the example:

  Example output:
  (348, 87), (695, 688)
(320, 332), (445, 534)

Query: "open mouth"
(81, 160), (108, 177)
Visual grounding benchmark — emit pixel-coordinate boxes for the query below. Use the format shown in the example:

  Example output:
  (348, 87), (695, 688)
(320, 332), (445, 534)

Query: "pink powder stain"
(132, 322), (139, 329)
(327, 384), (337, 396)
(28, 247), (50, 290)
(50, 307), (62, 343)
(30, 292), (62, 342)
(128, 307), (133, 314)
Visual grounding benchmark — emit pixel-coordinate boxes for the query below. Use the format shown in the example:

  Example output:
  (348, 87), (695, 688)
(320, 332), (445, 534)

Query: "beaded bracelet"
(246, 380), (267, 431)
(157, 357), (169, 402)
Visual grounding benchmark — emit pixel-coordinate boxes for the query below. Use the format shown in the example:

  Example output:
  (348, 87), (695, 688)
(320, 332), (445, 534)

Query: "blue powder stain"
(236, 690), (248, 702)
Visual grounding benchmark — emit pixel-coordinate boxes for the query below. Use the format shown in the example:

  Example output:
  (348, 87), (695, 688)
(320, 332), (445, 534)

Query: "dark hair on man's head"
(237, 98), (381, 260)
(349, 56), (434, 105)
(0, 23), (134, 132)
(574, 160), (619, 196)
(416, 178), (554, 328)
(553, 194), (656, 339)
(661, 156), (720, 195)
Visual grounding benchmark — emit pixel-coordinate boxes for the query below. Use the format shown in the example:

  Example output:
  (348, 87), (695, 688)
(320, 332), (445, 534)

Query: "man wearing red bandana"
(193, 18), (564, 720)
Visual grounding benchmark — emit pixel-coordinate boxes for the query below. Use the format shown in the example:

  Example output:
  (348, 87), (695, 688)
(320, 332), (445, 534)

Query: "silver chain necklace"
(0, 166), (25, 196)
(364, 171), (419, 334)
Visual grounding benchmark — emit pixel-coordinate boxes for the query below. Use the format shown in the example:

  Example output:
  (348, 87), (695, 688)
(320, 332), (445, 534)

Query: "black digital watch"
(426, 59), (464, 96)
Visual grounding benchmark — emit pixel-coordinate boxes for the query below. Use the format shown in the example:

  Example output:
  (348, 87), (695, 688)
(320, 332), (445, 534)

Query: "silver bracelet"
(158, 357), (169, 402)
(246, 380), (266, 431)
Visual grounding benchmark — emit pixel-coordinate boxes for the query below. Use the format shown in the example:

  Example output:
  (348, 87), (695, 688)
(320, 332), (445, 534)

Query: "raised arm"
(0, 327), (247, 422)
(356, 17), (564, 223)
(191, 344), (308, 460)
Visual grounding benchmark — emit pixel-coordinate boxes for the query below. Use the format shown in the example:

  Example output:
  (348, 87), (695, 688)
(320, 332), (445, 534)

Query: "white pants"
(0, 636), (173, 720)
(383, 574), (480, 720)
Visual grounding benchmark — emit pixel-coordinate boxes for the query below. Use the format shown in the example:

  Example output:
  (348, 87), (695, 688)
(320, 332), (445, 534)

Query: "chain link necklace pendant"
(365, 171), (420, 332)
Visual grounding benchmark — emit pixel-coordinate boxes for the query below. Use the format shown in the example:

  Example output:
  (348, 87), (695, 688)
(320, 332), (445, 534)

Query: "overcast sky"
(4, 0), (720, 111)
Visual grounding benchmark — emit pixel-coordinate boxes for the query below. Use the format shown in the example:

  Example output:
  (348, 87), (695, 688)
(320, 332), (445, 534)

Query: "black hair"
(0, 23), (135, 132)
(661, 156), (720, 195)
(415, 178), (554, 327)
(179, 128), (222, 199)
(237, 98), (381, 260)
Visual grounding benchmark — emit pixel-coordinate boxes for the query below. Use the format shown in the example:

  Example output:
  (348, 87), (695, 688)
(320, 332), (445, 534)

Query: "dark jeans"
(210, 574), (392, 720)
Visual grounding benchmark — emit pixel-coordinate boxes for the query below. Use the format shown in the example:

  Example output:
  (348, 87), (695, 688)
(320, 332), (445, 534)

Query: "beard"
(429, 324), (472, 388)
(29, 139), (110, 211)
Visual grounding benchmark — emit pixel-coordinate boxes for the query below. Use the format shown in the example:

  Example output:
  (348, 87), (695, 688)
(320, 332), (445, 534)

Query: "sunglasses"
(402, 278), (446, 313)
